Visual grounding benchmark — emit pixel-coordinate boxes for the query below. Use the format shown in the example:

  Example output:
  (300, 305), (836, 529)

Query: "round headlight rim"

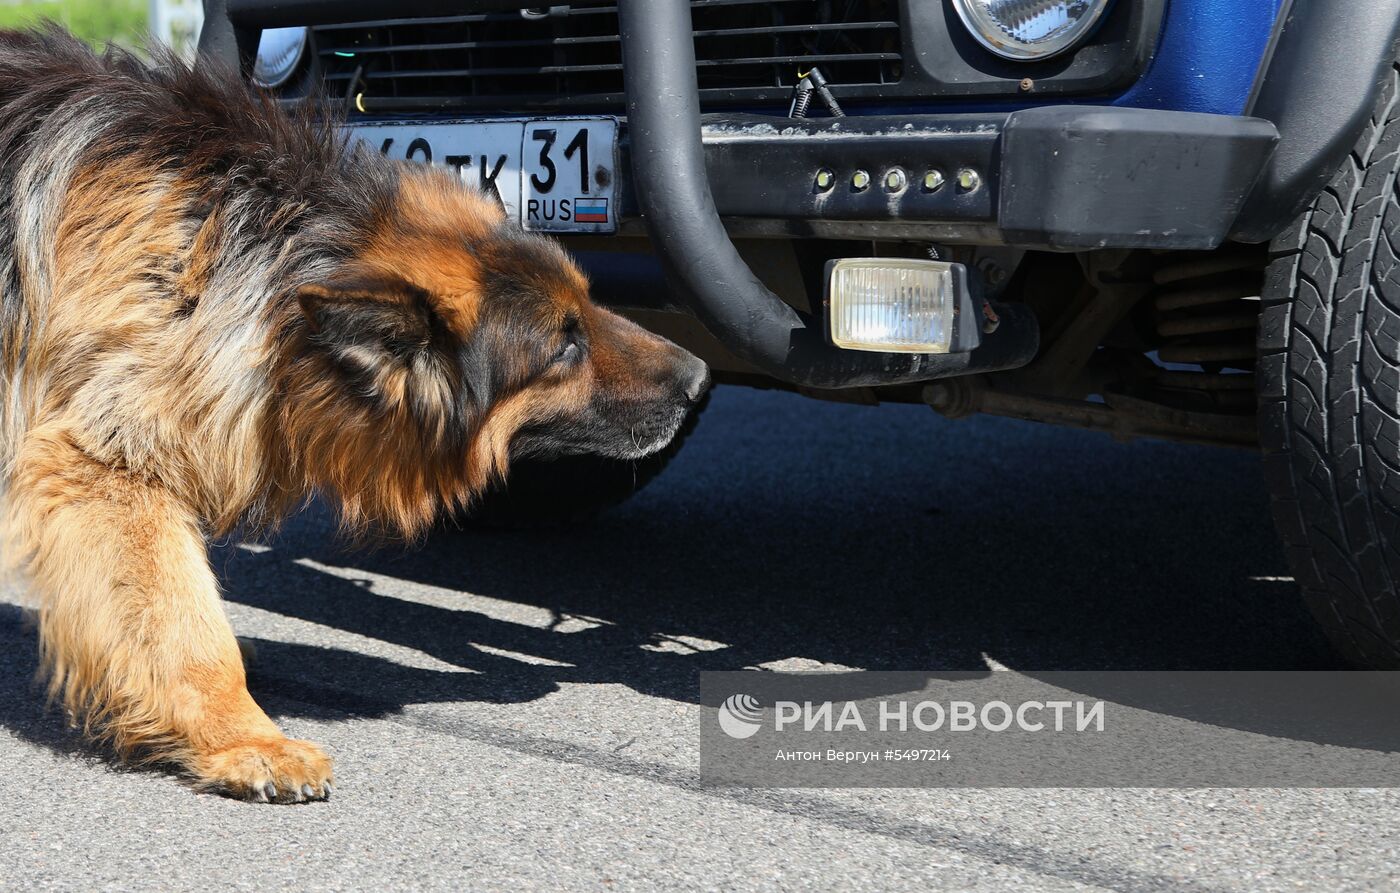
(949, 0), (1114, 63)
(251, 26), (310, 90)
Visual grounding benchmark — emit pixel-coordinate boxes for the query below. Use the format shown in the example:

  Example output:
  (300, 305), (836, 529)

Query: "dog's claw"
(200, 738), (332, 804)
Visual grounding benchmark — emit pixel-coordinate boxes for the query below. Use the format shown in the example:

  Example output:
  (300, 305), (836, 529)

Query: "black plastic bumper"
(610, 107), (1276, 251)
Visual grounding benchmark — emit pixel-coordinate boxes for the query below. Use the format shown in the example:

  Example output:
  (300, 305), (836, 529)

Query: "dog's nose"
(680, 356), (711, 404)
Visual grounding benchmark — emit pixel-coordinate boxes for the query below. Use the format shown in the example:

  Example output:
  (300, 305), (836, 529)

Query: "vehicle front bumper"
(606, 107), (1279, 252)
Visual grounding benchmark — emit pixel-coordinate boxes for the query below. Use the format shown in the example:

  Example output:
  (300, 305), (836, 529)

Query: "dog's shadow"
(0, 387), (1357, 759)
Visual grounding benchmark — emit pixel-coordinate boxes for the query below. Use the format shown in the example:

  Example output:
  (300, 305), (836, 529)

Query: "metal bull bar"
(615, 0), (1039, 389)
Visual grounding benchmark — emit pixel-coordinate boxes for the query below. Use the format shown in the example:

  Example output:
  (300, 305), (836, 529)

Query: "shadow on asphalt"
(0, 386), (1351, 758)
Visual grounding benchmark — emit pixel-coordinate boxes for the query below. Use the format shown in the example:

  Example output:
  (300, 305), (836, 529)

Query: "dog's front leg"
(6, 429), (331, 802)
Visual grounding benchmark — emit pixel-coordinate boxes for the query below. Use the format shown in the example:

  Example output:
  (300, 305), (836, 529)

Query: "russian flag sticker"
(574, 197), (609, 223)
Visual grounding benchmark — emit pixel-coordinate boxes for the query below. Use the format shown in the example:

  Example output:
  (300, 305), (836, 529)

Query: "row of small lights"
(814, 167), (982, 194)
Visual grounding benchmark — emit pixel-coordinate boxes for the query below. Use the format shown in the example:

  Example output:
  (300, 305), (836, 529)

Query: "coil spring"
(1147, 251), (1265, 408)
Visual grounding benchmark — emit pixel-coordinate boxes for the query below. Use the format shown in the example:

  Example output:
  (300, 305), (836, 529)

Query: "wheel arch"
(1234, 0), (1400, 242)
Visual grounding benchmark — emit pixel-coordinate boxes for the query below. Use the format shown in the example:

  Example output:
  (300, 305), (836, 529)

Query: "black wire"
(343, 63), (365, 105)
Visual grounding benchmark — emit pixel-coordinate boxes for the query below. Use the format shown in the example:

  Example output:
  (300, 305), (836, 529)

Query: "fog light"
(826, 259), (976, 354)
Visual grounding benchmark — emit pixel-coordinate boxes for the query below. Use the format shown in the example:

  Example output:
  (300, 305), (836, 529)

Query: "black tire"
(1260, 61), (1400, 667)
(457, 393), (708, 529)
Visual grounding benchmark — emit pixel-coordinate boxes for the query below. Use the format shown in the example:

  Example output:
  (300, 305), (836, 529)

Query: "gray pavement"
(2, 384), (1396, 892)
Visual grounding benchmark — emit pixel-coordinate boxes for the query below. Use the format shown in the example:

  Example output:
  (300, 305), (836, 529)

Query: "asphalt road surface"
(3, 384), (1398, 892)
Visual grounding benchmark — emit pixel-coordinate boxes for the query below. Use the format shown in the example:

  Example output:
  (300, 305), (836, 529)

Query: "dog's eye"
(554, 318), (583, 365)
(555, 339), (580, 364)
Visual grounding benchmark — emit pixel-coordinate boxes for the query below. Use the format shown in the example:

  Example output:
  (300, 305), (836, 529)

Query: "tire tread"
(1262, 63), (1400, 666)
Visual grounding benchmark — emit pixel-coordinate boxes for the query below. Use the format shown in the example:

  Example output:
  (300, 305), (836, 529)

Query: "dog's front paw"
(194, 737), (334, 803)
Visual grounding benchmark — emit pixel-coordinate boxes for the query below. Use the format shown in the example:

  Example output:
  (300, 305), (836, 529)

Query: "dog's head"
(274, 166), (708, 534)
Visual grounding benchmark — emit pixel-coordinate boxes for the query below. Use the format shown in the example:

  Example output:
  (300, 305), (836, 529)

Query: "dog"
(0, 28), (708, 802)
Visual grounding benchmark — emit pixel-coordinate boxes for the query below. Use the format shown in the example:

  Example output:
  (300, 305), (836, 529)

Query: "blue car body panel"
(1112, 0), (1287, 115)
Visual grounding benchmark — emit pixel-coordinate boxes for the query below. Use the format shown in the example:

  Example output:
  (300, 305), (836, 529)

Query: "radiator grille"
(311, 0), (903, 114)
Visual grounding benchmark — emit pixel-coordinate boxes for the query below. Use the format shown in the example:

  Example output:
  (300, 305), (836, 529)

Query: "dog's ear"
(296, 274), (437, 362)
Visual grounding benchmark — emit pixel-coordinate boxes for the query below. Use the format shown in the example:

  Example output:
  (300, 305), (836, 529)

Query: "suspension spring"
(1147, 250), (1266, 409)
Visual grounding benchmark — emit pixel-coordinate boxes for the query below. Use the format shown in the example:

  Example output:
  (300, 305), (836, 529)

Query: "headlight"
(252, 26), (309, 89)
(950, 0), (1113, 61)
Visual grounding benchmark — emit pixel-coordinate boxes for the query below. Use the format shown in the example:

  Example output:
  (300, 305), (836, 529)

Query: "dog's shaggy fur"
(0, 28), (706, 801)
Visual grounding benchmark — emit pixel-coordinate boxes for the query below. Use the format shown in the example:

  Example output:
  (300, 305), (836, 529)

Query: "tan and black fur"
(0, 28), (707, 801)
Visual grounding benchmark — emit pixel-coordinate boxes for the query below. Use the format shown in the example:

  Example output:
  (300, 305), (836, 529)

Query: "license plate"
(348, 117), (618, 234)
